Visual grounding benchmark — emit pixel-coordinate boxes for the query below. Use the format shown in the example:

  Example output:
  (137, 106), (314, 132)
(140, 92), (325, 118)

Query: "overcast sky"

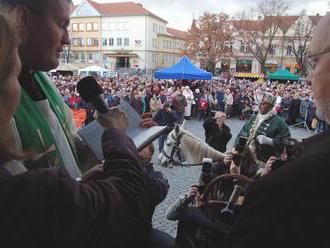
(72, 0), (329, 31)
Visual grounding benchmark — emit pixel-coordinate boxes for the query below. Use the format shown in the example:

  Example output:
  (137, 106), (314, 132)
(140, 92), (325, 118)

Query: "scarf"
(14, 71), (78, 169)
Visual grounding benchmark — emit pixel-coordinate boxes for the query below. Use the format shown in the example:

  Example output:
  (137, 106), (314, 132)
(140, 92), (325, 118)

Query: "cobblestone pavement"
(151, 117), (313, 237)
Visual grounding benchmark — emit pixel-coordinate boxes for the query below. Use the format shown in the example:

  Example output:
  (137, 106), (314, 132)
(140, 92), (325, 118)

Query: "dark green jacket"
(236, 114), (290, 162)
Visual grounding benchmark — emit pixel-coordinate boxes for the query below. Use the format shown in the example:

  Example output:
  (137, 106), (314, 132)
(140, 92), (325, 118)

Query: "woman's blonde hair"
(0, 7), (17, 84)
(0, 7), (21, 162)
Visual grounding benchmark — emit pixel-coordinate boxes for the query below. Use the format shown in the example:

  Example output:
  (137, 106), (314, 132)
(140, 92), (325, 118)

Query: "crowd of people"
(1, 0), (330, 247)
(53, 72), (328, 133)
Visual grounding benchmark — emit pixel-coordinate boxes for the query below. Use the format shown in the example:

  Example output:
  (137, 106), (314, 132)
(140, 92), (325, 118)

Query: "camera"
(202, 158), (213, 174)
(273, 137), (301, 169)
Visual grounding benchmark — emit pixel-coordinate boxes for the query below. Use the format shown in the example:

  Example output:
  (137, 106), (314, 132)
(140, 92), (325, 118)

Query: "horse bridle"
(161, 132), (185, 166)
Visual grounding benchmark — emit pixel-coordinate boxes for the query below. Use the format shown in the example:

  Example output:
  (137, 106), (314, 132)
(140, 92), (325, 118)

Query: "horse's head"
(158, 122), (187, 167)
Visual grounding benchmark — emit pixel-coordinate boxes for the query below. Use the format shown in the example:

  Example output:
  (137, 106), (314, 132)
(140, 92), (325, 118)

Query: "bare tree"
(233, 0), (289, 73)
(288, 13), (321, 77)
(185, 12), (233, 73)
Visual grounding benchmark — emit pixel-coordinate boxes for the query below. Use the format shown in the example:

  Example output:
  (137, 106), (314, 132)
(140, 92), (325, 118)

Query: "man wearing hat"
(235, 92), (290, 164)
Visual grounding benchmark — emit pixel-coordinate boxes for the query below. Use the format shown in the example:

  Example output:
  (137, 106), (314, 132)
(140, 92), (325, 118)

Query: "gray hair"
(0, 0), (72, 14)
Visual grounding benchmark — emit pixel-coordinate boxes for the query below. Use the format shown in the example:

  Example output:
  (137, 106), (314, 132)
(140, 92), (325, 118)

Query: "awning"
(104, 53), (138, 58)
(234, 72), (264, 78)
(236, 59), (252, 65)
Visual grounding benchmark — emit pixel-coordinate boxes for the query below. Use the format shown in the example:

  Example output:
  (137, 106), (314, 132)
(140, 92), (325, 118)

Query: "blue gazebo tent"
(154, 56), (212, 80)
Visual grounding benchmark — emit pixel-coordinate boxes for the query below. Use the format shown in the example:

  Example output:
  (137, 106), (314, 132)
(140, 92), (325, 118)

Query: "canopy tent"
(49, 64), (81, 74)
(78, 65), (110, 77)
(267, 69), (299, 81)
(154, 56), (212, 80)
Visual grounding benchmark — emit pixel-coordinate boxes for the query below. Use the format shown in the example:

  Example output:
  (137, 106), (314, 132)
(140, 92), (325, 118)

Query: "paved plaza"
(151, 117), (313, 237)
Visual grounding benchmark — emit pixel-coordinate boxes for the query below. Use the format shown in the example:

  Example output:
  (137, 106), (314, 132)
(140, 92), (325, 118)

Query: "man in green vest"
(235, 92), (291, 164)
(1, 0), (126, 178)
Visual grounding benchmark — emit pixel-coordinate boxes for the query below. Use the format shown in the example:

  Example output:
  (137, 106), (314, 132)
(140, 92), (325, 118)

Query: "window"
(88, 53), (93, 62)
(92, 39), (99, 47)
(86, 23), (92, 31)
(81, 53), (85, 63)
(268, 45), (276, 55)
(298, 45), (304, 56)
(81, 38), (85, 46)
(117, 37), (122, 46)
(93, 23), (99, 31)
(86, 38), (92, 46)
(153, 23), (157, 32)
(102, 38), (107, 46)
(74, 53), (79, 61)
(240, 41), (245, 53)
(79, 23), (84, 31)
(109, 38), (114, 46)
(163, 40), (165, 48)
(286, 45), (292, 56)
(124, 38), (129, 46)
(72, 23), (78, 31)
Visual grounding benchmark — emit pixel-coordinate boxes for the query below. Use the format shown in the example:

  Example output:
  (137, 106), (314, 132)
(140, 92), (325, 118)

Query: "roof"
(166, 27), (187, 40)
(233, 15), (323, 33)
(232, 20), (265, 32)
(85, 0), (167, 23)
(309, 15), (323, 26)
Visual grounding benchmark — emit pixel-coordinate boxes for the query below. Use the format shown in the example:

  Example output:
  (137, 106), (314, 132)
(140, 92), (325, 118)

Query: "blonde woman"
(0, 8), (149, 247)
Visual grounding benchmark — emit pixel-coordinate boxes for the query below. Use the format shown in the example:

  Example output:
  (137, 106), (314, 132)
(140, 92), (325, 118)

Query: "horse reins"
(161, 132), (203, 167)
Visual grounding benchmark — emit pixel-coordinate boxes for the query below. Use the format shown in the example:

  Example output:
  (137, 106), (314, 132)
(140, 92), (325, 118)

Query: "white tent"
(78, 65), (110, 77)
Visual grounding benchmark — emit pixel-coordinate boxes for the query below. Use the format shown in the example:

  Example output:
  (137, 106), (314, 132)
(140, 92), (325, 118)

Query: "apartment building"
(215, 15), (323, 75)
(64, 0), (186, 73)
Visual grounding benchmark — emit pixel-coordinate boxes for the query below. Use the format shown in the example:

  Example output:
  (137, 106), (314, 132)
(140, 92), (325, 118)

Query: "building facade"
(62, 0), (186, 74)
(215, 15), (323, 76)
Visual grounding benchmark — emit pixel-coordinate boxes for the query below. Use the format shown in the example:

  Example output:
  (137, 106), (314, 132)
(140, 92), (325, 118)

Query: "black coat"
(203, 117), (232, 153)
(225, 130), (330, 248)
(0, 128), (150, 248)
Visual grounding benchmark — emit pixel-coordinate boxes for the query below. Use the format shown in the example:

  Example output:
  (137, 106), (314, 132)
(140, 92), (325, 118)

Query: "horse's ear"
(174, 123), (180, 135)
(181, 120), (187, 130)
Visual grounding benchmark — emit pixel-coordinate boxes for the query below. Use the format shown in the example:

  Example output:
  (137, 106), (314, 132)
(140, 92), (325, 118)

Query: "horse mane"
(179, 129), (224, 163)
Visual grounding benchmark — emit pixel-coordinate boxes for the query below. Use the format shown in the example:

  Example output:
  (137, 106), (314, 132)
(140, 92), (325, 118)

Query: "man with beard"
(224, 14), (330, 248)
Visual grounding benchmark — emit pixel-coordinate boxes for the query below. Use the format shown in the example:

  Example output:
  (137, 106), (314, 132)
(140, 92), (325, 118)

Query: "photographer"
(203, 111), (232, 153)
(153, 101), (178, 152)
(166, 159), (226, 247)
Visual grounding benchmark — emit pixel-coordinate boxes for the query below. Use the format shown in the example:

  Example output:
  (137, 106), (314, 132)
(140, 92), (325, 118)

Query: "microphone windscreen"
(76, 76), (103, 102)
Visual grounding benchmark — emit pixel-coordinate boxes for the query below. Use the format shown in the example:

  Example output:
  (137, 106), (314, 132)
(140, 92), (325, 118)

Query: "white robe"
(183, 90), (194, 117)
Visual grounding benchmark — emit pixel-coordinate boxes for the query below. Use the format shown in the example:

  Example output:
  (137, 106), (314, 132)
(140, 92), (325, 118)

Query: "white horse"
(158, 122), (224, 167)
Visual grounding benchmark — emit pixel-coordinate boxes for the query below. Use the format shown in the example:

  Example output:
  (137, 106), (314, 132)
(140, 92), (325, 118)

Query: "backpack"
(199, 98), (208, 110)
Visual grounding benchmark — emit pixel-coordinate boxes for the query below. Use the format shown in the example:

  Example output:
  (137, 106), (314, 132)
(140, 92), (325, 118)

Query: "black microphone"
(76, 76), (108, 114)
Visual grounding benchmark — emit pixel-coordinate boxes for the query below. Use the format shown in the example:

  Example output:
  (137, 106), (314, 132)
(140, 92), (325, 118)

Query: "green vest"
(14, 71), (79, 171)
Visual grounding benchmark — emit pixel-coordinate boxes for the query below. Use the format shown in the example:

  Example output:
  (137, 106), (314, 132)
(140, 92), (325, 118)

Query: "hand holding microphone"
(77, 76), (128, 132)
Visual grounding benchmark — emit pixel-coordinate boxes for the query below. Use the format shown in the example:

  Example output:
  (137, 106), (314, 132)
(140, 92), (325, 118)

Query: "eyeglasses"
(305, 48), (330, 72)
